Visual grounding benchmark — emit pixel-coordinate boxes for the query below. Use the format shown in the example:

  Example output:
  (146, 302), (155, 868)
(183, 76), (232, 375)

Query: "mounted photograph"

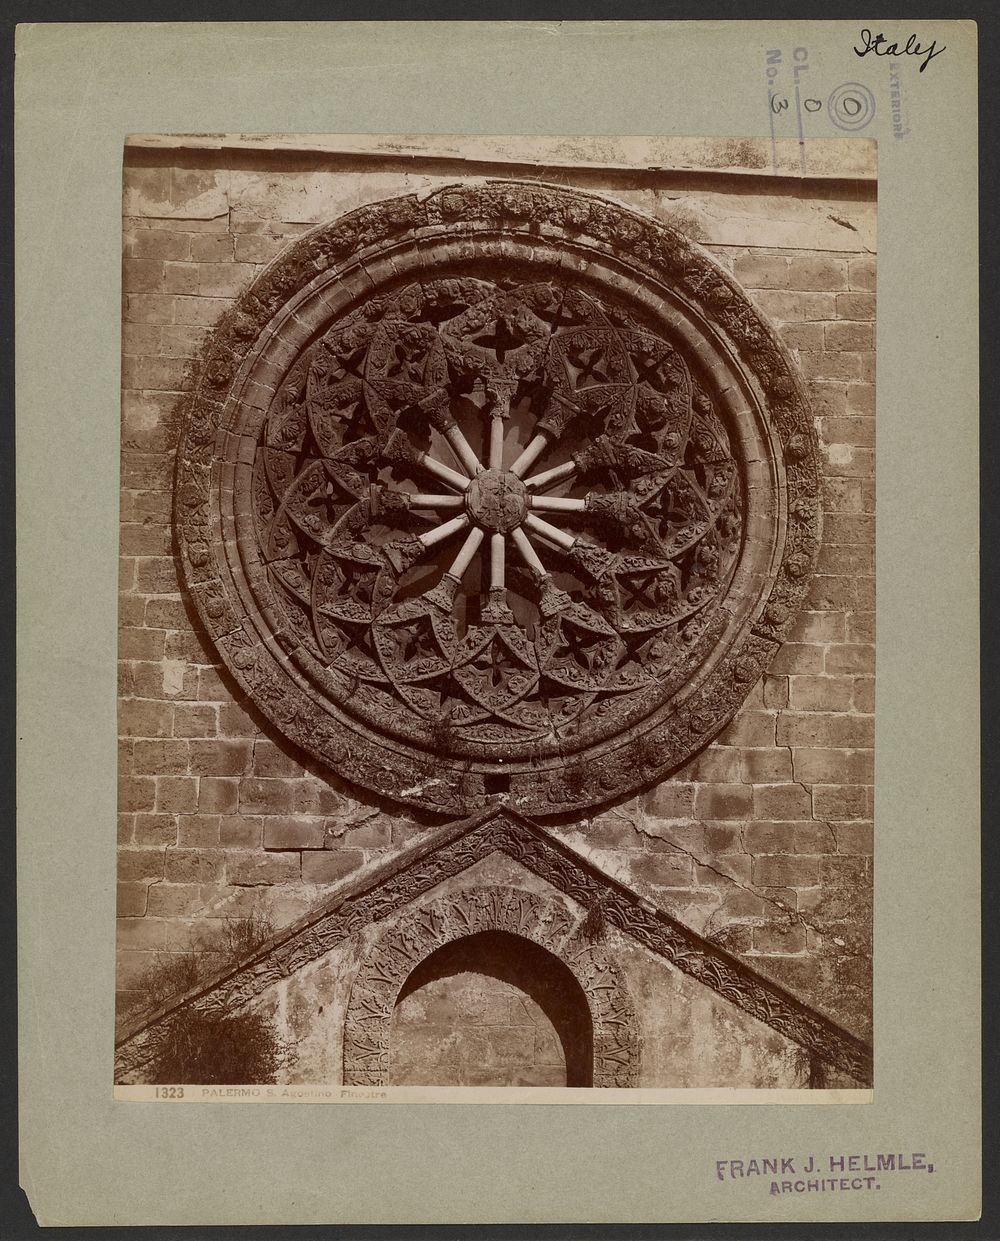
(114, 134), (876, 1097)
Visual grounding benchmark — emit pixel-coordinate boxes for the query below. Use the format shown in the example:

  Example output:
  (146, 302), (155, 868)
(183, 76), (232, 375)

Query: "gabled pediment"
(116, 805), (871, 1084)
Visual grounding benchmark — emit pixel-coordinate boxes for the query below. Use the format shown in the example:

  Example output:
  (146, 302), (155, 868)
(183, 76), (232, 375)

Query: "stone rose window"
(176, 180), (819, 819)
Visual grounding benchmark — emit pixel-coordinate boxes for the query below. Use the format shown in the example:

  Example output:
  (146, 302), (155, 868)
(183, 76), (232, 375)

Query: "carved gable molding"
(343, 885), (640, 1088)
(115, 809), (870, 1086)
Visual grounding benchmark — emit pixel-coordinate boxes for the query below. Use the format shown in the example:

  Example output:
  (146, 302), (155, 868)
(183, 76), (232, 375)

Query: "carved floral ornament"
(175, 180), (820, 817)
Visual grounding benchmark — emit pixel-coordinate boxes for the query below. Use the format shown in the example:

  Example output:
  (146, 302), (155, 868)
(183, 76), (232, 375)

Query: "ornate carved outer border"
(174, 180), (821, 819)
(115, 810), (870, 1086)
(342, 885), (640, 1087)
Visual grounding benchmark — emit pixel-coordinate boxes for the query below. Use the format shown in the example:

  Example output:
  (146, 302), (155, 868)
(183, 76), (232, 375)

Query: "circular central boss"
(464, 468), (528, 533)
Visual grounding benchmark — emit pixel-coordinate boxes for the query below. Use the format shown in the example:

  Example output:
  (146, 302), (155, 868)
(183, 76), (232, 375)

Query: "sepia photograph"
(113, 132), (876, 1096)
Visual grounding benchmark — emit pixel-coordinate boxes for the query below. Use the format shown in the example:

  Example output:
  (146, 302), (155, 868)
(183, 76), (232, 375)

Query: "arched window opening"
(388, 930), (594, 1087)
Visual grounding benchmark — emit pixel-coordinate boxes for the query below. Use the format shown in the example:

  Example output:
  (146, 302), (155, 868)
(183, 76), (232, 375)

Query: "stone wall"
(117, 137), (875, 1048)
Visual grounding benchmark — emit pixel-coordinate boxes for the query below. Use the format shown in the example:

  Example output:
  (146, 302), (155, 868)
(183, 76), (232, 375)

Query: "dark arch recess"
(392, 929), (594, 1087)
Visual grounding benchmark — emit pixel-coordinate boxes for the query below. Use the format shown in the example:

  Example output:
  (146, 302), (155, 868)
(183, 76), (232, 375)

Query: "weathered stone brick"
(160, 324), (210, 358)
(823, 643), (874, 675)
(118, 847), (166, 882)
(219, 815), (263, 849)
(706, 924), (753, 954)
(694, 784), (752, 819)
(238, 778), (294, 815)
(852, 677), (875, 712)
(631, 852), (694, 887)
(164, 849), (225, 884)
(198, 776), (239, 814)
(675, 746), (743, 782)
(122, 323), (164, 356)
(846, 383), (876, 416)
(154, 776), (199, 814)
(217, 701), (259, 736)
(820, 422), (875, 459)
(791, 747), (873, 784)
(121, 452), (174, 490)
(719, 889), (773, 919)
(824, 321), (874, 352)
(579, 814), (644, 851)
(787, 675), (853, 712)
(190, 233), (235, 263)
(752, 923), (806, 954)
(117, 883), (149, 916)
(789, 255), (848, 291)
(776, 713), (874, 748)
(762, 675), (788, 709)
(855, 576), (875, 608)
(199, 262), (256, 297)
(119, 558), (136, 594)
(119, 698), (174, 738)
(227, 851), (301, 886)
(752, 784), (812, 820)
(780, 322), (824, 351)
(836, 292), (875, 320)
(172, 703), (218, 738)
(123, 257), (166, 294)
(118, 626), (166, 660)
(799, 351), (865, 383)
(644, 782), (697, 818)
(196, 665), (232, 700)
(145, 882), (206, 916)
(734, 253), (790, 288)
(694, 852), (751, 885)
(128, 227), (192, 261)
(813, 785), (868, 821)
(177, 814), (222, 847)
(301, 850), (363, 884)
(135, 556), (181, 594)
(187, 738), (252, 777)
(821, 477), (865, 515)
(716, 710), (776, 747)
(264, 818), (325, 850)
(234, 233), (294, 263)
(848, 256), (876, 291)
(833, 821), (874, 854)
(119, 775), (156, 812)
(117, 918), (169, 951)
(847, 611), (875, 643)
(162, 262), (202, 295)
(651, 821), (740, 855)
(332, 817), (393, 849)
(134, 739), (189, 774)
(754, 290), (837, 322)
(251, 738), (304, 778)
(768, 643), (825, 675)
(790, 611), (846, 644)
(751, 854), (822, 887)
(816, 544), (873, 576)
(740, 747), (793, 782)
(744, 820), (832, 854)
(126, 292), (176, 324)
(173, 295), (233, 327)
(806, 575), (857, 610)
(133, 813), (179, 846)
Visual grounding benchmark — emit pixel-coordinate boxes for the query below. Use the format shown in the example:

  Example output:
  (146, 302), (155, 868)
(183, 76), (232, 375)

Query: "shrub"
(120, 907), (293, 1084)
(147, 1008), (289, 1085)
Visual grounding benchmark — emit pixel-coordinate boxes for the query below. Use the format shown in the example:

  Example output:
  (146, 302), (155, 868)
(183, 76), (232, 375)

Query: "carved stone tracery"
(176, 180), (821, 816)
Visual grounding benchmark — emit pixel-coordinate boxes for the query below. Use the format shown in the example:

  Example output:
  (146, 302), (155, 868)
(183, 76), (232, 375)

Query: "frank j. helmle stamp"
(114, 131), (875, 1100)
(716, 1151), (938, 1197)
